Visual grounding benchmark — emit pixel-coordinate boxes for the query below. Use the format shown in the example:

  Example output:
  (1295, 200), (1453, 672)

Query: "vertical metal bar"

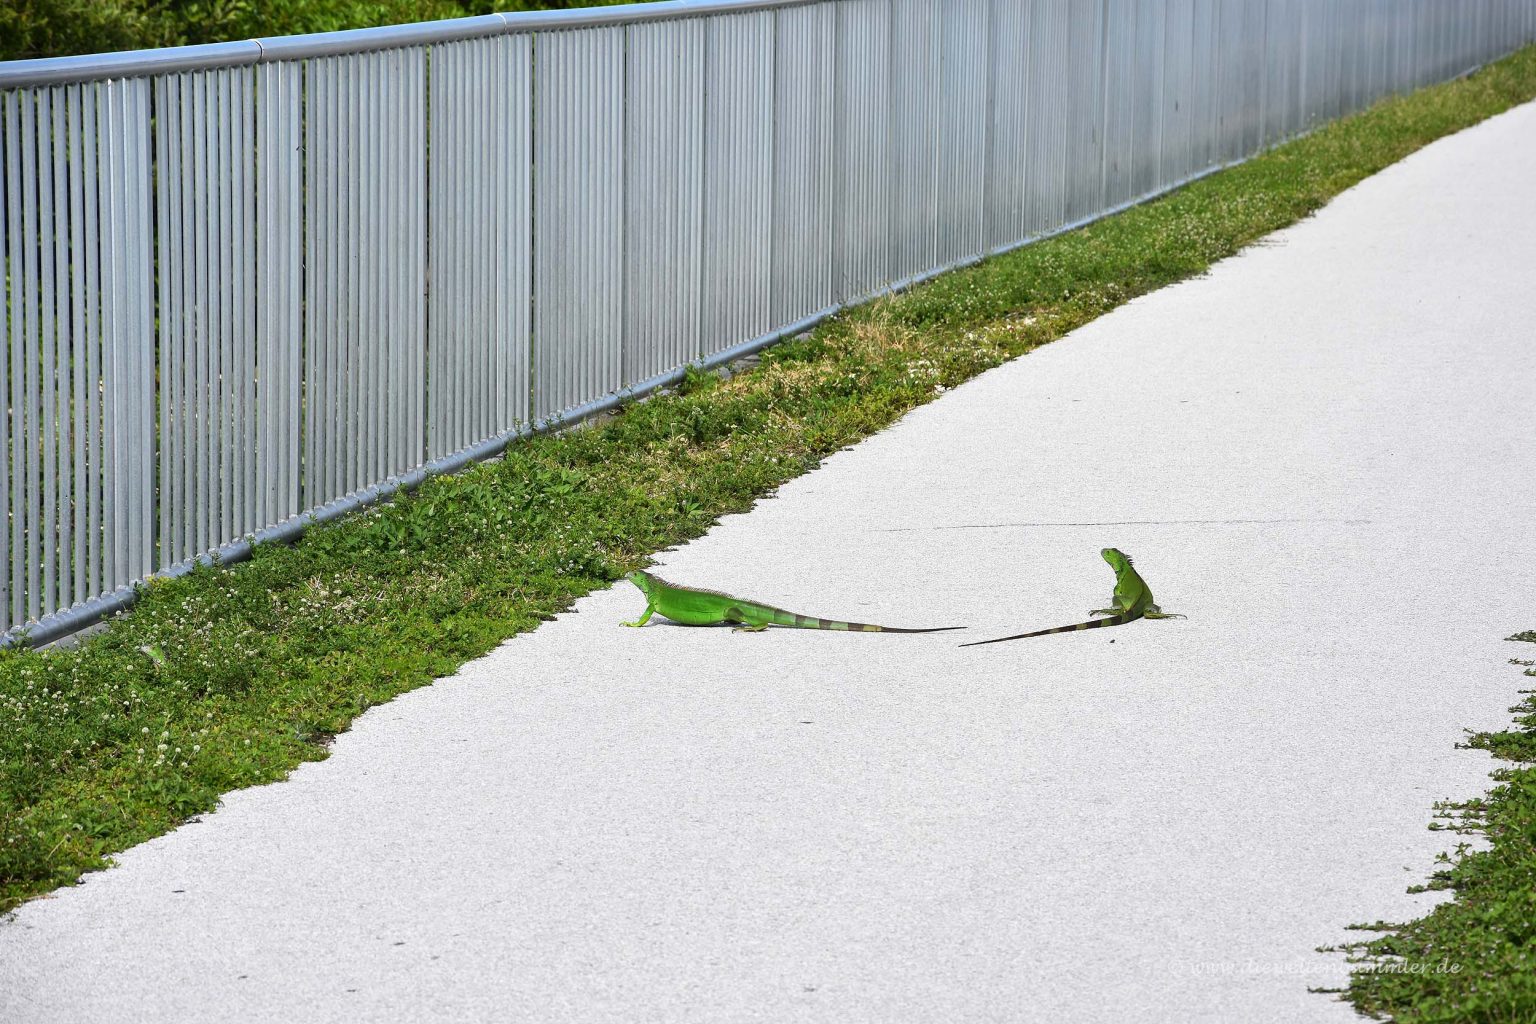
(0, 100), (8, 625)
(385, 48), (402, 471)
(67, 84), (87, 605)
(239, 69), (256, 536)
(286, 62), (302, 518)
(362, 51), (378, 482)
(510, 34), (532, 430)
(327, 57), (345, 497)
(413, 51), (427, 464)
(404, 47), (425, 471)
(371, 51), (386, 482)
(345, 54), (361, 493)
(133, 80), (153, 581)
(39, 89), (59, 611)
(427, 45), (442, 458)
(484, 36), (503, 431)
(460, 43), (477, 450)
(80, 83), (100, 599)
(3, 92), (20, 621)
(303, 59), (323, 511)
(450, 42), (466, 451)
(254, 64), (271, 528)
(51, 88), (73, 608)
(0, 98), (7, 625)
(320, 54), (335, 501)
(176, 74), (195, 559)
(210, 70), (229, 544)
(155, 76), (173, 567)
(336, 54), (351, 494)
(101, 81), (122, 592)
(21, 91), (42, 616)
(190, 72), (210, 553)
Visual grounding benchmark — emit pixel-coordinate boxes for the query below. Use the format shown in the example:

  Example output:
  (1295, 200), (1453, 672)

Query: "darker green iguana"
(961, 547), (1183, 647)
(623, 570), (963, 634)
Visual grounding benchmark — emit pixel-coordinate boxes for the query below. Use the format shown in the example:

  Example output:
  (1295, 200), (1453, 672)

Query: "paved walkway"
(5, 101), (1536, 1023)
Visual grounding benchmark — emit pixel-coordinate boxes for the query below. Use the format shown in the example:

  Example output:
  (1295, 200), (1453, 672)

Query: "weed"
(1341, 633), (1536, 1022)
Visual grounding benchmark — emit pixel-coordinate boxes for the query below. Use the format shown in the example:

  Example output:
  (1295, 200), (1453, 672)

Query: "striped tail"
(770, 608), (964, 633)
(959, 613), (1135, 647)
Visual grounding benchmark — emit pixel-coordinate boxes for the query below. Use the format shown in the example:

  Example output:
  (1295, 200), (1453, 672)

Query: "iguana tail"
(959, 612), (1138, 647)
(764, 607), (964, 633)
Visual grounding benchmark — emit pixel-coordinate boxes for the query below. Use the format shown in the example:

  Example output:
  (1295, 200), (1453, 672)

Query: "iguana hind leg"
(728, 606), (772, 633)
(1142, 604), (1186, 620)
(1089, 607), (1122, 616)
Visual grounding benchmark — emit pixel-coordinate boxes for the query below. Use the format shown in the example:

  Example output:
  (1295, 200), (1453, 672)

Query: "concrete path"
(5, 101), (1536, 1024)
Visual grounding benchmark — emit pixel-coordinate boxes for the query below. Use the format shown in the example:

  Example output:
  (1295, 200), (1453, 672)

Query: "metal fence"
(2, 0), (1534, 643)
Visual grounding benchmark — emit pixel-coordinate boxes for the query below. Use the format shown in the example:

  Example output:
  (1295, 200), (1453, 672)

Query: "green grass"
(1341, 634), (1536, 1023)
(4, 44), (1536, 916)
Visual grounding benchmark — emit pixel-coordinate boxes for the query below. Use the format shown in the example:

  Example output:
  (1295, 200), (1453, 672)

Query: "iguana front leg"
(622, 604), (655, 627)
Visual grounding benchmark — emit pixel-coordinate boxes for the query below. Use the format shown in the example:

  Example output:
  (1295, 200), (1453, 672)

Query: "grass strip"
(4, 45), (1535, 915)
(1340, 635), (1536, 1023)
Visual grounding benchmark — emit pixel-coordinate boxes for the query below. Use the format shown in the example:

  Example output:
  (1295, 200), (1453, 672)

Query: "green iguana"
(623, 570), (964, 634)
(961, 548), (1183, 647)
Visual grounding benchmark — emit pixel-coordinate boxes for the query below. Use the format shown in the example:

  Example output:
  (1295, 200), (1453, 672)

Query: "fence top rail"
(0, 0), (822, 88)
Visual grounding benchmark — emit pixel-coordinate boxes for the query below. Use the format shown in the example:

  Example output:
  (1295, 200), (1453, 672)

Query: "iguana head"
(625, 570), (658, 596)
(1101, 548), (1133, 572)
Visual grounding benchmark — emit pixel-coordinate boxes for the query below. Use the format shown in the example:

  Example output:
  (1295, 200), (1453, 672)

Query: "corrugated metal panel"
(984, 0), (1033, 251)
(771, 2), (837, 325)
(304, 49), (427, 502)
(1129, 0), (1164, 196)
(256, 62), (304, 530)
(157, 65), (304, 564)
(624, 19), (704, 384)
(935, 0), (990, 267)
(531, 27), (624, 420)
(1189, 0), (1217, 171)
(890, 0), (940, 281)
(1062, 0), (1106, 224)
(1026, 0), (1069, 234)
(1101, 0), (1137, 208)
(834, 0), (893, 301)
(428, 35), (532, 458)
(1161, 0), (1195, 185)
(2, 80), (153, 621)
(701, 11), (775, 356)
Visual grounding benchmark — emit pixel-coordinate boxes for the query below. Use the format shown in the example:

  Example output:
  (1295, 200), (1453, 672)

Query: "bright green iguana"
(961, 547), (1183, 647)
(623, 570), (964, 634)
